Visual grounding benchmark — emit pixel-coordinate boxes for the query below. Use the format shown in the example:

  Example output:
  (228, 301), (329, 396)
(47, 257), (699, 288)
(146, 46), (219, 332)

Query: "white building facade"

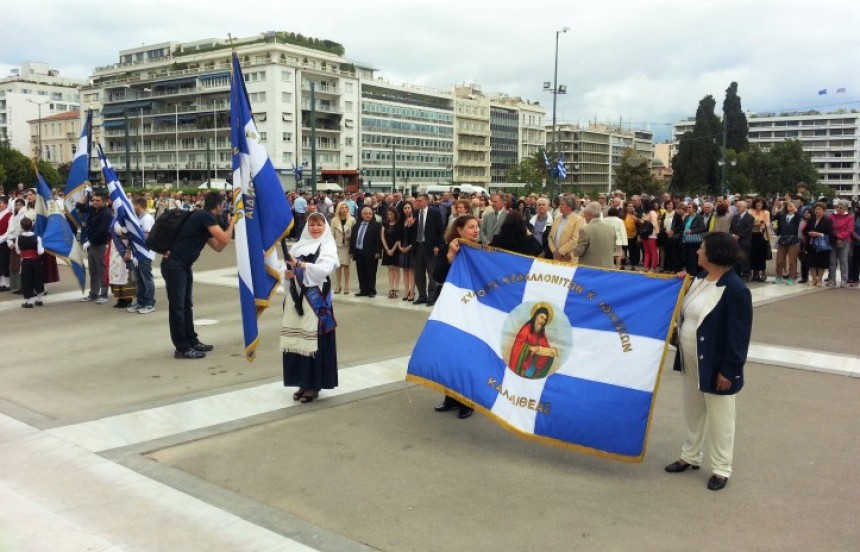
(673, 111), (860, 196)
(0, 62), (83, 156)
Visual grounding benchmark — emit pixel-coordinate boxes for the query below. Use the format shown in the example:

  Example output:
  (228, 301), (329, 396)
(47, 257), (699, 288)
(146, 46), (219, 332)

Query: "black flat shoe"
(665, 460), (700, 473)
(434, 403), (455, 412)
(192, 342), (214, 352)
(707, 475), (728, 491)
(457, 407), (473, 419)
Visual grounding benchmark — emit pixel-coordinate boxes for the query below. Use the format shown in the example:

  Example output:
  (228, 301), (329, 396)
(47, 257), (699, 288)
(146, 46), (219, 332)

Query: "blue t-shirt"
(168, 210), (218, 267)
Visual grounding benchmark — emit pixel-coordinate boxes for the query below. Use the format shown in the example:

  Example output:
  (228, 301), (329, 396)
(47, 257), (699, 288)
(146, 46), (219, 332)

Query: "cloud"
(3, 0), (858, 144)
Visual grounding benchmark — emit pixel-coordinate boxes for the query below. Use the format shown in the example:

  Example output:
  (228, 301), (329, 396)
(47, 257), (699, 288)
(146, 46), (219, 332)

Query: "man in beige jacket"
(548, 194), (584, 263)
(572, 202), (617, 268)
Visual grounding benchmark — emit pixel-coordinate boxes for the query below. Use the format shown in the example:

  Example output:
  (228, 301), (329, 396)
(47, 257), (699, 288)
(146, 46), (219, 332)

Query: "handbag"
(812, 235), (832, 252)
(777, 235), (797, 246)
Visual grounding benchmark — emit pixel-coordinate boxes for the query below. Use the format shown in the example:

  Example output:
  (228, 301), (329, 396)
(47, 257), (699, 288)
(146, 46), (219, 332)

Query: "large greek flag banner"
(231, 52), (294, 361)
(64, 110), (92, 228)
(97, 145), (149, 264)
(34, 170), (86, 290)
(407, 245), (685, 462)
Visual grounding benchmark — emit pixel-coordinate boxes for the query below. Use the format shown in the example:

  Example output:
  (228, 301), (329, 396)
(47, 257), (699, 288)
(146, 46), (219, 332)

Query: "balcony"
(300, 81), (339, 95)
(300, 101), (342, 114)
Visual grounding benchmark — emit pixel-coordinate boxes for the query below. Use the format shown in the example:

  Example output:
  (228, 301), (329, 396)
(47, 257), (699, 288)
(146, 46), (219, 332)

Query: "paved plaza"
(1, 244), (858, 551)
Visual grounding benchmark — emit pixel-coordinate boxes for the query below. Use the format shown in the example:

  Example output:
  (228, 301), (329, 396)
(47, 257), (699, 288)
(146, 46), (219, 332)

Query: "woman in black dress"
(489, 209), (543, 257)
(281, 212), (339, 402)
(380, 207), (402, 298)
(432, 214), (481, 419)
(802, 202), (833, 287)
(399, 202), (417, 301)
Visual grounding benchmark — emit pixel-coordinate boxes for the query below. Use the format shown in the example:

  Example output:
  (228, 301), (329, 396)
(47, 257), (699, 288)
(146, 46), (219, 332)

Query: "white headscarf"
(284, 212), (339, 289)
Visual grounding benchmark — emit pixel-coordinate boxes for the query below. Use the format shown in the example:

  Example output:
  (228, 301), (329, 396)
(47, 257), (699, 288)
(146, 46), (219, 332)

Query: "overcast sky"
(3, 0), (858, 141)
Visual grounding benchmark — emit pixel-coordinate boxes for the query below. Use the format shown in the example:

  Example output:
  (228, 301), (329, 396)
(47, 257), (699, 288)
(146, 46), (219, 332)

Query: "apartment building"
(547, 123), (654, 194)
(0, 62), (84, 156)
(27, 110), (81, 166)
(83, 32), (546, 191)
(359, 80), (454, 192)
(673, 111), (860, 196)
(84, 32), (370, 187)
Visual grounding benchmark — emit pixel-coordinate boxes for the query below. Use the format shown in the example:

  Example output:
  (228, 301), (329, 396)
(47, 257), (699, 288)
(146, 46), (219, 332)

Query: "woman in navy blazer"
(665, 232), (753, 491)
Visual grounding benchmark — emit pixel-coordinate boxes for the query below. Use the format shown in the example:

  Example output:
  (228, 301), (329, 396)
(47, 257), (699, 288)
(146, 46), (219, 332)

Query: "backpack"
(146, 208), (192, 254)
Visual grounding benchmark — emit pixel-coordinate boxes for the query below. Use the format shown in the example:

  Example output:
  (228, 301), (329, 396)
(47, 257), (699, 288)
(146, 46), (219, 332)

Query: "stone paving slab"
(150, 363), (859, 552)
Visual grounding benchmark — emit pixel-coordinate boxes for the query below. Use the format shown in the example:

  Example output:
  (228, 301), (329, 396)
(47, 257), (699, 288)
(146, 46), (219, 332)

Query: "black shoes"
(21, 303), (34, 308)
(412, 298), (427, 305)
(175, 349), (206, 359)
(707, 475), (728, 491)
(457, 407), (473, 419)
(426, 301), (436, 307)
(354, 292), (367, 297)
(664, 460), (700, 473)
(192, 342), (214, 352)
(434, 403), (456, 412)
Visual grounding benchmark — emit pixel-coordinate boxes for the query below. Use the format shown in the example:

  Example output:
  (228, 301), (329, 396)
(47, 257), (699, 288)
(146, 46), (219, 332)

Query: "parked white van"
(420, 184), (489, 197)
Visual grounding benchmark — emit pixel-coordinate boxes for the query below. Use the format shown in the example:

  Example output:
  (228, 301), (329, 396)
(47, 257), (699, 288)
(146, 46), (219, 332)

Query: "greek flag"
(96, 145), (149, 264)
(64, 110), (92, 228)
(231, 52), (294, 361)
(407, 245), (685, 461)
(34, 168), (85, 290)
(557, 154), (567, 180)
(543, 151), (551, 172)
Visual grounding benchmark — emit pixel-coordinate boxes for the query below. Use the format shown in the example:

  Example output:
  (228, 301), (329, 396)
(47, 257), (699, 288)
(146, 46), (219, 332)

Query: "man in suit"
(527, 197), (553, 258)
(349, 206), (382, 297)
(701, 201), (716, 232)
(412, 193), (445, 306)
(548, 194), (585, 264)
(480, 193), (507, 244)
(729, 200), (754, 281)
(572, 202), (617, 268)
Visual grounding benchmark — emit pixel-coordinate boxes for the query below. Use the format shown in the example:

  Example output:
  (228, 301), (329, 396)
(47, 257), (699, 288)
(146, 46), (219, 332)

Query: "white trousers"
(679, 351), (737, 478)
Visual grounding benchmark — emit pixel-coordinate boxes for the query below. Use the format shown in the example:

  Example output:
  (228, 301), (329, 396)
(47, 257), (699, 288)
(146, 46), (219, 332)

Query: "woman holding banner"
(666, 232), (752, 491)
(431, 214), (480, 419)
(281, 212), (339, 403)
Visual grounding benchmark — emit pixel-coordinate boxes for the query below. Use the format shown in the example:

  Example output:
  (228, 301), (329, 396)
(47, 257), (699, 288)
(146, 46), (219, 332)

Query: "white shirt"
(137, 212), (156, 260)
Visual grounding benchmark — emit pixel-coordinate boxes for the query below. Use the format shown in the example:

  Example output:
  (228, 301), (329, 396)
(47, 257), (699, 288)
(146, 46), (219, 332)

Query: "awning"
(102, 120), (126, 128)
(102, 101), (152, 115)
(153, 76), (198, 87)
(321, 169), (359, 175)
(199, 72), (230, 81)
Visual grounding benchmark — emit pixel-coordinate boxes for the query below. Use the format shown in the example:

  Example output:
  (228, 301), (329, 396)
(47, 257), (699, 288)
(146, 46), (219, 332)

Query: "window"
(344, 119), (354, 128)
(345, 155), (353, 166)
(344, 101), (354, 112)
(281, 71), (293, 82)
(282, 92), (293, 103)
(345, 137), (353, 146)
(282, 132), (292, 142)
(282, 112), (293, 123)
(344, 82), (354, 92)
(249, 92), (266, 103)
(282, 152), (293, 163)
(259, 132), (267, 142)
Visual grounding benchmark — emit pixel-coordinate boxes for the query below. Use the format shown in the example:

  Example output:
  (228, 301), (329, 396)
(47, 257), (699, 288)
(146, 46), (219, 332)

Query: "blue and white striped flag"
(557, 154), (567, 180)
(64, 111), (92, 228)
(34, 168), (85, 290)
(407, 245), (685, 461)
(96, 145), (149, 264)
(543, 151), (551, 172)
(231, 52), (294, 361)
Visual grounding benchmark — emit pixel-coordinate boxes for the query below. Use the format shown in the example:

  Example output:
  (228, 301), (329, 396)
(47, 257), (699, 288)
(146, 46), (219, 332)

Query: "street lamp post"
(27, 98), (48, 160)
(139, 88), (150, 188)
(175, 104), (180, 188)
(544, 26), (569, 198)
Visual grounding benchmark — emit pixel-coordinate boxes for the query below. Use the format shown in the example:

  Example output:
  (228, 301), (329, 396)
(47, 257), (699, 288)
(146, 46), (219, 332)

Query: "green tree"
(747, 140), (818, 197)
(723, 82), (749, 153)
(56, 162), (72, 185)
(506, 157), (542, 188)
(614, 149), (662, 196)
(672, 95), (722, 194)
(0, 142), (62, 191)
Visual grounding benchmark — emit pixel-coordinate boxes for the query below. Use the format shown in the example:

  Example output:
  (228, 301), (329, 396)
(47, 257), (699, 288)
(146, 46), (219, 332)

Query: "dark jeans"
(134, 258), (156, 307)
(849, 245), (860, 282)
(626, 236), (640, 267)
(160, 258), (198, 352)
(682, 242), (701, 275)
(413, 242), (438, 301)
(87, 244), (107, 298)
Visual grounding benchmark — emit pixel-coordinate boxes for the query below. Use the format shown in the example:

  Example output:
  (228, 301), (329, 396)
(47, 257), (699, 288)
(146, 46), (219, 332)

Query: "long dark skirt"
(750, 232), (769, 271)
(42, 254), (60, 284)
(0, 243), (10, 277)
(283, 331), (338, 391)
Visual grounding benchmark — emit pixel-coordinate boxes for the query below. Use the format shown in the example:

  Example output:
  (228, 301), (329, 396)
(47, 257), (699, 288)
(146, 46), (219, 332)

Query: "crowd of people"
(285, 182), (860, 294)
